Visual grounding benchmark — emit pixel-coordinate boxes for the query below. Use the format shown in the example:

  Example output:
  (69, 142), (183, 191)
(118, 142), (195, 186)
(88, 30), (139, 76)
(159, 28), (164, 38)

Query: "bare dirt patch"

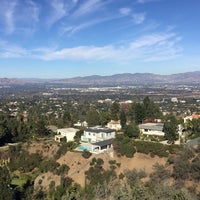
(57, 150), (167, 187)
(24, 141), (59, 158)
(34, 171), (61, 191)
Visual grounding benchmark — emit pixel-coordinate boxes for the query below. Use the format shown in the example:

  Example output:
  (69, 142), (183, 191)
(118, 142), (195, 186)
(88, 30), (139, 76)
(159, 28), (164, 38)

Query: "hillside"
(1, 71), (200, 85)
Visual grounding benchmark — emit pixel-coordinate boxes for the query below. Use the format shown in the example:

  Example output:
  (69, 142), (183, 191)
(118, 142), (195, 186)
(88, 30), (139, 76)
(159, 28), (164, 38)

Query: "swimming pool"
(77, 145), (92, 151)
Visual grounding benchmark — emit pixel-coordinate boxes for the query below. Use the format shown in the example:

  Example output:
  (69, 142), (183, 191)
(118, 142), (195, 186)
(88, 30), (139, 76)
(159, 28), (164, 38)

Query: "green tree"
(100, 111), (111, 126)
(35, 119), (49, 136)
(120, 111), (127, 129)
(124, 124), (140, 138)
(86, 109), (100, 126)
(0, 166), (12, 200)
(164, 116), (178, 143)
(110, 102), (120, 120)
(133, 103), (146, 124)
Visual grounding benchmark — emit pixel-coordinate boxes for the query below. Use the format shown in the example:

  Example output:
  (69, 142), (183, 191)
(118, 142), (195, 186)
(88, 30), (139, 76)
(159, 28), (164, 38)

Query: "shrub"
(54, 143), (68, 160)
(113, 135), (136, 158)
(82, 150), (92, 159)
(133, 141), (169, 157)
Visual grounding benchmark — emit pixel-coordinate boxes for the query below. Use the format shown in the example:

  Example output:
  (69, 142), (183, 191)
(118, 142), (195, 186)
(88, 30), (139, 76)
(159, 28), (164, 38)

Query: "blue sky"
(0, 0), (200, 78)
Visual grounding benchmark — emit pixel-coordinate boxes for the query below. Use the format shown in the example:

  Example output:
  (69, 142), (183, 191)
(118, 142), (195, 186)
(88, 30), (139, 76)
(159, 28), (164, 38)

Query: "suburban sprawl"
(1, 75), (200, 200)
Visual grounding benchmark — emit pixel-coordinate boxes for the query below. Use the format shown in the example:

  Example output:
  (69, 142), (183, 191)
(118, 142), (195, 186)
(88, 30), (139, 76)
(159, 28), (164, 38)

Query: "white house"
(106, 120), (121, 131)
(139, 123), (165, 137)
(183, 113), (200, 123)
(55, 128), (79, 142)
(81, 126), (116, 143)
(73, 121), (88, 128)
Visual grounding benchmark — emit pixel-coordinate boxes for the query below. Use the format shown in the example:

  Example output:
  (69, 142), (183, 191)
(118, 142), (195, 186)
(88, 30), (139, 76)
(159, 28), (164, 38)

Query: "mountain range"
(0, 71), (200, 86)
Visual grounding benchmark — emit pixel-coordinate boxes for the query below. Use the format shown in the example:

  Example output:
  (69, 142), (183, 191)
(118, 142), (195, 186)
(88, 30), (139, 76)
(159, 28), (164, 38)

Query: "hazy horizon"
(1, 70), (200, 80)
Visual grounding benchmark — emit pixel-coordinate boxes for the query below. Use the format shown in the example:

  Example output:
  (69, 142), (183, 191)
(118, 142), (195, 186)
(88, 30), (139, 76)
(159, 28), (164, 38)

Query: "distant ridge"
(54, 71), (200, 85)
(0, 71), (200, 85)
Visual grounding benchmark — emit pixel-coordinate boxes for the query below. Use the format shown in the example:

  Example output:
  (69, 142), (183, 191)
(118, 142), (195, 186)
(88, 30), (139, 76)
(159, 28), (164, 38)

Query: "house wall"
(57, 128), (79, 142)
(140, 128), (165, 136)
(81, 130), (115, 143)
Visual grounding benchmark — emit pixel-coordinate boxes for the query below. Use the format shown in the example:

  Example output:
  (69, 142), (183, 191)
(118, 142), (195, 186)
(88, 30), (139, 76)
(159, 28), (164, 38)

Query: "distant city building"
(120, 100), (133, 104)
(171, 97), (178, 103)
(104, 99), (112, 104)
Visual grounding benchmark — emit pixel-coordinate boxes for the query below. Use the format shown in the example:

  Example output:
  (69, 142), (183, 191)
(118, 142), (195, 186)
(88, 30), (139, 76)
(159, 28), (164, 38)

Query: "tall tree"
(120, 111), (127, 129)
(163, 116), (178, 143)
(110, 102), (120, 120)
(124, 123), (140, 138)
(86, 109), (100, 126)
(133, 103), (146, 124)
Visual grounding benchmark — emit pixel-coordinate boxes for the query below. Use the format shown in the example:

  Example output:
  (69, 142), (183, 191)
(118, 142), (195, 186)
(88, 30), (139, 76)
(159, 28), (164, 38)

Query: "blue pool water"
(78, 145), (92, 151)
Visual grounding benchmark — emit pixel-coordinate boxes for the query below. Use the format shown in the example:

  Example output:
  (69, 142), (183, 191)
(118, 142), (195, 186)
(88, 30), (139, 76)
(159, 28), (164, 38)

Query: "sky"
(0, 0), (200, 78)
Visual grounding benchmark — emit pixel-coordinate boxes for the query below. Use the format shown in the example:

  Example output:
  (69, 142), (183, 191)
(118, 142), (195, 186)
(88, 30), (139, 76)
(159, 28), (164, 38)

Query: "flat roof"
(93, 139), (113, 147)
(139, 123), (164, 131)
(86, 127), (115, 133)
(57, 128), (79, 133)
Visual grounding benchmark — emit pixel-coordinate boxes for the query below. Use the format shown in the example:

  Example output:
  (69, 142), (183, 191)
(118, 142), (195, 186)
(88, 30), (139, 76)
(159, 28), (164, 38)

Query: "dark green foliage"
(120, 110), (127, 129)
(34, 189), (46, 200)
(113, 134), (136, 158)
(56, 164), (70, 176)
(82, 150), (92, 159)
(86, 109), (100, 126)
(99, 111), (111, 126)
(74, 129), (83, 143)
(150, 163), (170, 183)
(0, 166), (12, 200)
(133, 140), (169, 157)
(129, 97), (162, 124)
(34, 119), (49, 136)
(190, 156), (200, 181)
(85, 158), (116, 186)
(163, 115), (179, 143)
(173, 148), (193, 180)
(96, 158), (104, 166)
(133, 102), (146, 124)
(8, 145), (43, 172)
(110, 102), (120, 120)
(90, 157), (97, 166)
(67, 141), (77, 151)
(54, 143), (68, 160)
(125, 169), (147, 185)
(0, 112), (29, 145)
(124, 123), (140, 138)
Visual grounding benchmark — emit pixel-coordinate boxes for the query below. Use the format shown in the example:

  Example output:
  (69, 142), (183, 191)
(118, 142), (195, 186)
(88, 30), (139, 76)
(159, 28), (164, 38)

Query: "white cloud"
(48, 0), (67, 26)
(36, 45), (117, 61)
(0, 0), (40, 35)
(35, 32), (182, 62)
(72, 0), (79, 3)
(130, 33), (175, 49)
(61, 15), (121, 36)
(72, 0), (107, 18)
(119, 7), (131, 16)
(0, 40), (29, 58)
(0, 31), (182, 63)
(137, 0), (160, 4)
(132, 13), (146, 24)
(0, 0), (18, 34)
